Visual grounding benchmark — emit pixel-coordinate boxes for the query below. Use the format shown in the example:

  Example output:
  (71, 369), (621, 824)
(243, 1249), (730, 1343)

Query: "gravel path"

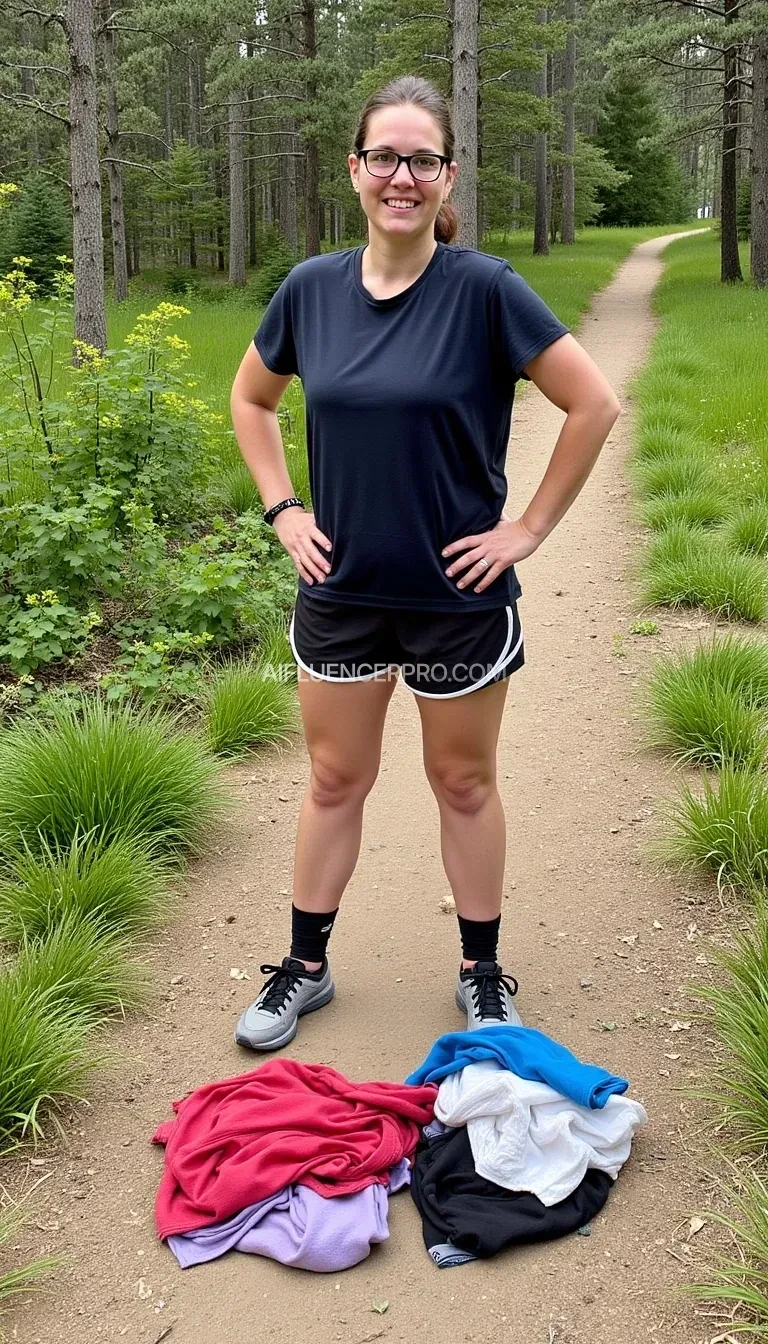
(11, 230), (723, 1344)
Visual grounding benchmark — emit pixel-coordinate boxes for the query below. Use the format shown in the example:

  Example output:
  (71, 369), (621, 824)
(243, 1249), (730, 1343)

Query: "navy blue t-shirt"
(253, 241), (569, 611)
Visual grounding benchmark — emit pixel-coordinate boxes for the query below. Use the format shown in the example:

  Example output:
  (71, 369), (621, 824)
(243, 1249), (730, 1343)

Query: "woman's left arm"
(443, 334), (622, 595)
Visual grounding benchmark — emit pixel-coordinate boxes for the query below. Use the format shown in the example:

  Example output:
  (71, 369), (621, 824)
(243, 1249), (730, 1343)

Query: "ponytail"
(435, 201), (459, 244)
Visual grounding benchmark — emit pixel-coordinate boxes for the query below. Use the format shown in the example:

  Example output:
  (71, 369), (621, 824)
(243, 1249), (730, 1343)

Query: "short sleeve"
(253, 271), (298, 376)
(489, 262), (569, 383)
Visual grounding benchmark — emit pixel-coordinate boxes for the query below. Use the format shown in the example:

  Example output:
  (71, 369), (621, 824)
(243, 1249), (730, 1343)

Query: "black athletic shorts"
(288, 590), (524, 699)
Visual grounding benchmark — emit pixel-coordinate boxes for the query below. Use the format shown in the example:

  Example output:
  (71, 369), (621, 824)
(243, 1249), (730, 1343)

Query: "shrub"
(12, 914), (149, 1021)
(203, 657), (297, 758)
(253, 246), (297, 306)
(663, 766), (768, 891)
(0, 700), (223, 861)
(0, 963), (95, 1148)
(641, 525), (768, 621)
(641, 487), (727, 531)
(643, 635), (768, 767)
(220, 463), (261, 515)
(635, 452), (718, 499)
(723, 502), (768, 557)
(0, 831), (173, 943)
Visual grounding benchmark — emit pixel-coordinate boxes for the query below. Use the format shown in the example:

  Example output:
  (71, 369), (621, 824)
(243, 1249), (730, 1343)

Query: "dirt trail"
(11, 230), (723, 1344)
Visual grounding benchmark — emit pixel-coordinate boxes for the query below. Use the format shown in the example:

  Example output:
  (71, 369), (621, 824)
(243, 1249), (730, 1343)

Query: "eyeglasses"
(358, 149), (451, 183)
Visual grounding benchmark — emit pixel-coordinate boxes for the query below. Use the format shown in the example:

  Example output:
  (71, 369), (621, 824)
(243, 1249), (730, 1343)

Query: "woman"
(230, 74), (621, 1052)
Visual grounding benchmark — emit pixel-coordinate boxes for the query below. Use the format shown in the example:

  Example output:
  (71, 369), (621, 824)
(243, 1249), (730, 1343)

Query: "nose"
(389, 158), (417, 188)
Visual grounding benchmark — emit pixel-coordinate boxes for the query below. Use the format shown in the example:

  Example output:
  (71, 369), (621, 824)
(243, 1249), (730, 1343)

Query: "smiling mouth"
(383, 199), (419, 210)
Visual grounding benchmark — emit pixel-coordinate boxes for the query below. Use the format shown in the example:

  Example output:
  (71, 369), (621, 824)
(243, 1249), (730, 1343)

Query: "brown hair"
(353, 75), (459, 245)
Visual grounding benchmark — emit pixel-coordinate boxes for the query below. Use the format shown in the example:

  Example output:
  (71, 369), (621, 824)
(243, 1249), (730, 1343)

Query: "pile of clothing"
(152, 1058), (436, 1272)
(152, 1027), (646, 1272)
(405, 1026), (647, 1267)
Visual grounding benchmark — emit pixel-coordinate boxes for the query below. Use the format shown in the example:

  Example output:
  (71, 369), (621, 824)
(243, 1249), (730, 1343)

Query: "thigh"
(297, 672), (399, 785)
(415, 677), (510, 780)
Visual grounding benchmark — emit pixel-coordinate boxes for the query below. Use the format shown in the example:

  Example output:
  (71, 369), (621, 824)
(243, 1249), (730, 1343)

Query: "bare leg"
(415, 678), (511, 967)
(290, 667), (399, 967)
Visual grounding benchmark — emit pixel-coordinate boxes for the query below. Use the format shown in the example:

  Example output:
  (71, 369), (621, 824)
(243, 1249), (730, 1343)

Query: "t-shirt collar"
(353, 240), (445, 308)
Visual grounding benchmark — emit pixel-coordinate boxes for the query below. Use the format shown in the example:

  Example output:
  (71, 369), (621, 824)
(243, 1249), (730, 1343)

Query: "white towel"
(435, 1059), (647, 1207)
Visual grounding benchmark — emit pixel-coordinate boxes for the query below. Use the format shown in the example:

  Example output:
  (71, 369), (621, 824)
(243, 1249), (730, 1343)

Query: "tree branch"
(0, 58), (67, 77)
(5, 2), (64, 26)
(200, 93), (306, 112)
(393, 11), (451, 25)
(243, 152), (306, 162)
(0, 90), (69, 126)
(422, 52), (452, 63)
(100, 156), (170, 181)
(479, 68), (515, 85)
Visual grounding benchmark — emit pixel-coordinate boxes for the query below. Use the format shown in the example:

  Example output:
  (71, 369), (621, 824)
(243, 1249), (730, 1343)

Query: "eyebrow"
(366, 144), (442, 154)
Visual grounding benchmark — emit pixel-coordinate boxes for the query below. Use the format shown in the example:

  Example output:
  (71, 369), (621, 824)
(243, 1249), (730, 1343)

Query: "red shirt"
(152, 1058), (436, 1238)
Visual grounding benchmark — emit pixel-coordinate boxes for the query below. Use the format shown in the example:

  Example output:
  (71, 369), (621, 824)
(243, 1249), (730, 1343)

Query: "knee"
(308, 755), (378, 808)
(426, 761), (495, 814)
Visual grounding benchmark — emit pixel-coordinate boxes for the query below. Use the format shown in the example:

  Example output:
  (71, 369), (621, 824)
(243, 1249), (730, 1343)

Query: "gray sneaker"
(455, 960), (522, 1030)
(235, 957), (335, 1051)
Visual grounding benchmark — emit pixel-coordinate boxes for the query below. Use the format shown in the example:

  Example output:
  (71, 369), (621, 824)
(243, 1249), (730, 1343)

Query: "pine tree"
(594, 70), (690, 225)
(2, 174), (71, 292)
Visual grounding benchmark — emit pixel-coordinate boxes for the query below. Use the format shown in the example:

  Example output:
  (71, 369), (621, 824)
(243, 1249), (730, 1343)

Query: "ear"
(348, 153), (360, 193)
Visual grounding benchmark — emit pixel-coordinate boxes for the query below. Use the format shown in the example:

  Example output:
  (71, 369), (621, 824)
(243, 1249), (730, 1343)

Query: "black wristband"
(264, 496), (304, 526)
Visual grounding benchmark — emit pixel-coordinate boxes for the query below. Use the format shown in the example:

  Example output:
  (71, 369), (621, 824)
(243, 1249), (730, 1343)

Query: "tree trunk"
(721, 0), (743, 282)
(302, 0), (321, 257)
(561, 0), (576, 245)
(533, 7), (549, 256)
(512, 151), (521, 224)
(248, 151), (257, 266)
(101, 2), (128, 301)
(228, 85), (247, 286)
(20, 21), (40, 165)
(65, 0), (107, 352)
(187, 48), (201, 269)
(165, 78), (174, 150)
(752, 36), (768, 287)
(452, 0), (478, 249)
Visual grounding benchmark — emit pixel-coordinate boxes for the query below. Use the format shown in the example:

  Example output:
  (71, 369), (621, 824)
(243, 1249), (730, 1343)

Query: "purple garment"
(167, 1159), (411, 1273)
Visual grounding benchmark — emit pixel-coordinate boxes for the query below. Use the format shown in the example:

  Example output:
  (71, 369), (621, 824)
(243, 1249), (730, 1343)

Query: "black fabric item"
(410, 1126), (613, 1263)
(253, 243), (569, 613)
(457, 915), (501, 963)
(289, 905), (339, 962)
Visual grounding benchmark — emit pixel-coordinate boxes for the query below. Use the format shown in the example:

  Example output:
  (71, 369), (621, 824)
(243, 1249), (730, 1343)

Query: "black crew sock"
(457, 913), (501, 964)
(290, 904), (339, 964)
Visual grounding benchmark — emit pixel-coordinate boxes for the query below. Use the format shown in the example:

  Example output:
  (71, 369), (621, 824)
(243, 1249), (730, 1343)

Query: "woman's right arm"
(230, 344), (332, 586)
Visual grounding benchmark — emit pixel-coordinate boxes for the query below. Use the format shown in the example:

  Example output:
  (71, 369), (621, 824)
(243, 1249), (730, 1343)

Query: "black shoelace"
(466, 965), (519, 1020)
(257, 962), (307, 1015)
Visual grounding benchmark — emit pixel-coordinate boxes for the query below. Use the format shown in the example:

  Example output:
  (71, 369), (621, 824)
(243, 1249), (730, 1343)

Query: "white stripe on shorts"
(405, 604), (522, 700)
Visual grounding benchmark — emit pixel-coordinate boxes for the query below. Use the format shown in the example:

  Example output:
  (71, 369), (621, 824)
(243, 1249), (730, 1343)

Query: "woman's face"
(349, 104), (457, 243)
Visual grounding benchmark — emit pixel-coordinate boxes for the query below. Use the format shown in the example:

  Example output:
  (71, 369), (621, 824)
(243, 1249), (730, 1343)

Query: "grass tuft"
(0, 1189), (62, 1320)
(641, 486), (728, 531)
(635, 451), (719, 499)
(641, 525), (768, 621)
(723, 502), (768, 557)
(220, 462), (260, 515)
(663, 766), (768, 891)
(203, 657), (298, 759)
(643, 636), (768, 768)
(0, 700), (224, 862)
(0, 961), (96, 1150)
(12, 914), (150, 1021)
(0, 832), (174, 944)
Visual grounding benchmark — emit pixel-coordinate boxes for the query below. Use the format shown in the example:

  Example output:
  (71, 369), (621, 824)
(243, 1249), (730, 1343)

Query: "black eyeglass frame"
(357, 149), (453, 182)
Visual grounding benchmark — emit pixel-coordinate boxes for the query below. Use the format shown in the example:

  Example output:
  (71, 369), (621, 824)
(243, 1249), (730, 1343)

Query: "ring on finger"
(478, 557), (489, 570)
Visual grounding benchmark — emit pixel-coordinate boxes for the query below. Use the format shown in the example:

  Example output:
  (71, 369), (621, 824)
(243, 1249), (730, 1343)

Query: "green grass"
(0, 832), (173, 943)
(631, 232), (768, 624)
(641, 524), (768, 621)
(643, 635), (768, 768)
(0, 700), (224, 862)
(12, 914), (149, 1021)
(0, 1192), (61, 1320)
(0, 961), (96, 1149)
(204, 655), (298, 759)
(663, 766), (768, 892)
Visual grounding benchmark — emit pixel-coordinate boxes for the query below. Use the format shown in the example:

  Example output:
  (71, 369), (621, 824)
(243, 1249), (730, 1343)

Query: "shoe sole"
(455, 987), (523, 1029)
(234, 980), (335, 1051)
